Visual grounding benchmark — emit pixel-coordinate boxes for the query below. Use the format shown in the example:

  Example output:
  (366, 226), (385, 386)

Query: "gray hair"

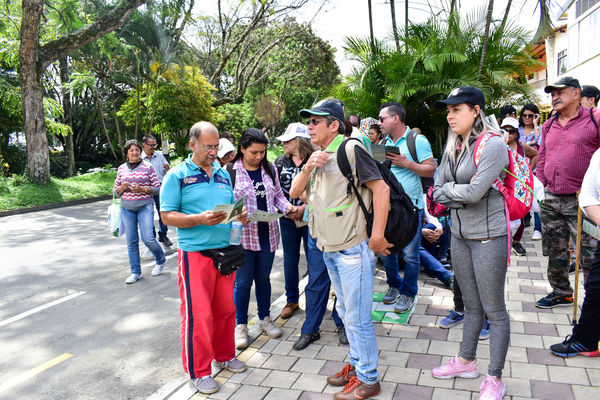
(326, 115), (345, 134)
(189, 121), (218, 143)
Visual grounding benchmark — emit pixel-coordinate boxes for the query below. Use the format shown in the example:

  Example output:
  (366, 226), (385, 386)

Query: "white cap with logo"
(217, 138), (236, 159)
(276, 123), (310, 142)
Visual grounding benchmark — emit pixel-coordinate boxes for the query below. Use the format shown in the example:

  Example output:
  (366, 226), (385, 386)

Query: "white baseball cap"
(276, 123), (310, 142)
(217, 138), (236, 159)
(501, 117), (519, 129)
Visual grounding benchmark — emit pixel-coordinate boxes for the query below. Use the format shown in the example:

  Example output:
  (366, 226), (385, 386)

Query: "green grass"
(0, 171), (117, 211)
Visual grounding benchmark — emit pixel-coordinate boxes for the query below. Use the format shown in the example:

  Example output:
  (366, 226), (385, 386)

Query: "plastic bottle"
(229, 221), (242, 245)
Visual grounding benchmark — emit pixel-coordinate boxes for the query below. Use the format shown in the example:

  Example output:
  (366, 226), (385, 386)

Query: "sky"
(193, 0), (565, 76)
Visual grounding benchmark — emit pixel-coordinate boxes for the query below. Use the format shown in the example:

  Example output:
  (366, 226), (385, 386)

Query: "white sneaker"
(152, 263), (165, 276)
(125, 273), (143, 284)
(235, 324), (249, 349)
(259, 316), (282, 338)
(532, 230), (542, 240)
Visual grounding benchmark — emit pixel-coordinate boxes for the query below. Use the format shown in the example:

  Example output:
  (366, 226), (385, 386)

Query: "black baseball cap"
(299, 100), (345, 125)
(434, 86), (486, 110)
(544, 76), (581, 93)
(581, 85), (600, 100)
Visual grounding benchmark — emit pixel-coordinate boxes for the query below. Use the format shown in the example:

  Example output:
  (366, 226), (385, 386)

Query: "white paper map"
(249, 210), (284, 222)
(213, 195), (246, 224)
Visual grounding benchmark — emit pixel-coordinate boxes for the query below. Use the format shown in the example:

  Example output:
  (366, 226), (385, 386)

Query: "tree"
(389, 1), (400, 52)
(368, 0), (375, 55)
(19, 0), (146, 184)
(478, 0), (495, 77)
(255, 94), (285, 137)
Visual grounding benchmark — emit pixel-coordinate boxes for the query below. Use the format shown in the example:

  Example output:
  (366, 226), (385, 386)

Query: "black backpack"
(336, 138), (419, 253)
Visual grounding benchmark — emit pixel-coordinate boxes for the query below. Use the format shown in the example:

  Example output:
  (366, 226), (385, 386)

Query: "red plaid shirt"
(232, 159), (291, 252)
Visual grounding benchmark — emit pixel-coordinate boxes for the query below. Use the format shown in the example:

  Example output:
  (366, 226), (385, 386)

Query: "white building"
(542, 0), (600, 106)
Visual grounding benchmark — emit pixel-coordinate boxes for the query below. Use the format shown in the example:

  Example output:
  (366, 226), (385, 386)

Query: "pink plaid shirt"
(232, 159), (291, 252)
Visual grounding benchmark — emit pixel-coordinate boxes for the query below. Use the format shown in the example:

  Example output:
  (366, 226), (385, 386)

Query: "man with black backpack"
(290, 100), (391, 400)
(377, 102), (437, 313)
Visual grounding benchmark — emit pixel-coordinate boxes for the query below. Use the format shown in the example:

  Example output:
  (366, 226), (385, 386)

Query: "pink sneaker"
(479, 374), (506, 399)
(432, 356), (479, 379)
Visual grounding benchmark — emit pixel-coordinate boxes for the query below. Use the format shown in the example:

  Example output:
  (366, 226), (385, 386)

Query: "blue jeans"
(234, 234), (275, 324)
(382, 208), (424, 297)
(279, 218), (308, 304)
(302, 234), (342, 334)
(420, 247), (453, 284)
(152, 194), (168, 237)
(121, 203), (166, 275)
(534, 211), (542, 232)
(323, 240), (378, 384)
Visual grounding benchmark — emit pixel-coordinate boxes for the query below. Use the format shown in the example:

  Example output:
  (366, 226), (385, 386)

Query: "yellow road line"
(0, 353), (74, 393)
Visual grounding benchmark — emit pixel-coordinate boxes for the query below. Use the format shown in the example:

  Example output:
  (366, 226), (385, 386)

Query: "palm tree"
(389, 1), (400, 52)
(478, 0), (495, 76)
(367, 0), (375, 55)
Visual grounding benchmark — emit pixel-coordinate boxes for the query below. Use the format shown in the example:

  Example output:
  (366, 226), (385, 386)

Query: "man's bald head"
(190, 121), (218, 143)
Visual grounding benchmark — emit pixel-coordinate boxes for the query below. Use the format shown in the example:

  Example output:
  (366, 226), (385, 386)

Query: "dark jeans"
(572, 241), (600, 350)
(153, 194), (168, 238)
(513, 219), (525, 242)
(302, 234), (342, 334)
(420, 223), (452, 285)
(234, 234), (275, 324)
(279, 218), (308, 304)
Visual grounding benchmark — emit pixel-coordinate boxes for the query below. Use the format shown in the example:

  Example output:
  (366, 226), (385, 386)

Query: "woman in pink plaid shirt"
(229, 129), (298, 349)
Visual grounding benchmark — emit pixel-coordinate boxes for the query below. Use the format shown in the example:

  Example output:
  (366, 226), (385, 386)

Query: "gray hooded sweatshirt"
(433, 135), (509, 240)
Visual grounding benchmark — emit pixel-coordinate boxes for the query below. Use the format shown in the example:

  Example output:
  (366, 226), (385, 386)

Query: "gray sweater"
(433, 135), (509, 240)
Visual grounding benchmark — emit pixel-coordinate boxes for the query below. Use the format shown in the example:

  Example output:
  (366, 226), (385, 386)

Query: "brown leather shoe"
(280, 302), (299, 319)
(327, 363), (356, 386)
(333, 376), (381, 400)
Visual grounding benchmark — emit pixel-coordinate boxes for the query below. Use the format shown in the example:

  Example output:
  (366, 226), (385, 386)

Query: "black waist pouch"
(201, 245), (246, 275)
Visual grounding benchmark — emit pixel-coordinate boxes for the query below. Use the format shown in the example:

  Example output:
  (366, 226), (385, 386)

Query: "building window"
(576, 0), (599, 18)
(557, 50), (567, 75)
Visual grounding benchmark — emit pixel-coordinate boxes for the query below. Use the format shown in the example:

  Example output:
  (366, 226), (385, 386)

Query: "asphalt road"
(0, 200), (306, 400)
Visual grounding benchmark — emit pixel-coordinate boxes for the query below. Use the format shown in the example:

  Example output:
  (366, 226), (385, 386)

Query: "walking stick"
(572, 204), (583, 326)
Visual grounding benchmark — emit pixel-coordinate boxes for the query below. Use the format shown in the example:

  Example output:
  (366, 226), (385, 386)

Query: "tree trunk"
(135, 47), (140, 139)
(478, 0), (494, 77)
(19, 0), (50, 184)
(450, 0), (457, 14)
(59, 56), (75, 177)
(19, 0), (146, 184)
(390, 1), (400, 52)
(500, 0), (513, 31)
(367, 0), (375, 55)
(111, 100), (124, 148)
(94, 87), (119, 161)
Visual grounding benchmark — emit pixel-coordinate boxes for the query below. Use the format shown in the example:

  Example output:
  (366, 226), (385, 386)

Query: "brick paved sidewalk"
(191, 231), (600, 400)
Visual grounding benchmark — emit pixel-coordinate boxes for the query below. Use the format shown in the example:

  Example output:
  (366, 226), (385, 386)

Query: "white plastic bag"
(108, 197), (122, 237)
(531, 175), (544, 213)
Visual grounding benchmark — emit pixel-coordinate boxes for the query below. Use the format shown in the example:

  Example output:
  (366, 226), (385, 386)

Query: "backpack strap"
(226, 163), (236, 187)
(336, 138), (371, 221)
(590, 107), (599, 131)
(406, 130), (419, 162)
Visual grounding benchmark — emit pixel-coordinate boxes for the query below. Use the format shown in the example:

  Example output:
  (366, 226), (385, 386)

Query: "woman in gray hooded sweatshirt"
(430, 87), (510, 400)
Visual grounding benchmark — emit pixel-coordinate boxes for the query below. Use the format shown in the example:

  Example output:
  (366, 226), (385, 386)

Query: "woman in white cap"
(274, 123), (315, 319)
(501, 117), (538, 257)
(431, 86), (511, 400)
(217, 138), (236, 166)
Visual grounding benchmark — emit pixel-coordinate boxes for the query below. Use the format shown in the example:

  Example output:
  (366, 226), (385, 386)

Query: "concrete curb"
(149, 274), (311, 400)
(0, 195), (112, 218)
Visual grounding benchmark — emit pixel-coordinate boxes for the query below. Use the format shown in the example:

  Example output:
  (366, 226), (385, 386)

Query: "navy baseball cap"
(299, 100), (345, 125)
(434, 86), (486, 110)
(544, 76), (581, 93)
(581, 85), (600, 100)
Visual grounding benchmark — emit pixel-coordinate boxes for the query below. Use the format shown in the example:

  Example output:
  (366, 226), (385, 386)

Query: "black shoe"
(569, 261), (576, 274)
(512, 242), (526, 256)
(535, 292), (573, 308)
(159, 235), (173, 247)
(293, 332), (320, 351)
(337, 325), (349, 345)
(550, 335), (599, 358)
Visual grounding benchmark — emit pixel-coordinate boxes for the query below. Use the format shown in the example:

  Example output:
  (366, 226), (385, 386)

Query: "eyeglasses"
(144, 143), (157, 148)
(378, 115), (394, 123)
(505, 129), (518, 135)
(521, 113), (535, 118)
(307, 118), (327, 126)
(198, 144), (219, 152)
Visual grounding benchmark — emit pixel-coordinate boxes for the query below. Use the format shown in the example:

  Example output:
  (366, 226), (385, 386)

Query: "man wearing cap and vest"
(535, 76), (600, 309)
(290, 100), (391, 400)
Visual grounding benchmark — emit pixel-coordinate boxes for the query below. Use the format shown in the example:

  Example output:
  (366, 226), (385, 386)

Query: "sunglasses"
(505, 129), (518, 135)
(378, 115), (394, 123)
(307, 118), (327, 126)
(521, 113), (535, 118)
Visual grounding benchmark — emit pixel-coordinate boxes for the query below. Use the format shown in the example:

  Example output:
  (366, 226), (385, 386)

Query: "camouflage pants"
(540, 190), (596, 296)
